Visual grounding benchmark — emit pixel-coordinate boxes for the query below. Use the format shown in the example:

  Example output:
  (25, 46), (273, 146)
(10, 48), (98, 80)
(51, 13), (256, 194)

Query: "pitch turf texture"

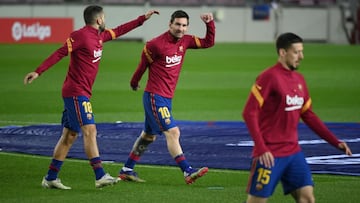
(0, 42), (359, 202)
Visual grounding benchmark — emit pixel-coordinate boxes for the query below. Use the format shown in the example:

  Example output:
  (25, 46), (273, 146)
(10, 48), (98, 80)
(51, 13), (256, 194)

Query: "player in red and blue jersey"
(117, 10), (215, 184)
(242, 32), (352, 202)
(23, 5), (158, 189)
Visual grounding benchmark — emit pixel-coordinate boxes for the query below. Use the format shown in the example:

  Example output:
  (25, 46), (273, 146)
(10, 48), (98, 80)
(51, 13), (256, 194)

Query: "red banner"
(0, 18), (73, 43)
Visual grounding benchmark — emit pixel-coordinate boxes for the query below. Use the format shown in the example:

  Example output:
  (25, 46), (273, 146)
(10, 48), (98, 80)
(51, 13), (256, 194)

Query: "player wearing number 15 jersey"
(242, 32), (352, 203)
(23, 5), (158, 189)
(118, 10), (215, 184)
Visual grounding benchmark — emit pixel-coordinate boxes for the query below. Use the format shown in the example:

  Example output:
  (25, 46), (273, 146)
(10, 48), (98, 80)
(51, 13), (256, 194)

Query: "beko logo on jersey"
(285, 95), (304, 111)
(92, 49), (102, 63)
(165, 55), (182, 67)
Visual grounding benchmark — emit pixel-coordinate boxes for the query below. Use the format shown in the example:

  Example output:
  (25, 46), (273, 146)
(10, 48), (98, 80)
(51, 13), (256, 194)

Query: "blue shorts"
(143, 92), (177, 135)
(62, 96), (95, 133)
(246, 151), (314, 197)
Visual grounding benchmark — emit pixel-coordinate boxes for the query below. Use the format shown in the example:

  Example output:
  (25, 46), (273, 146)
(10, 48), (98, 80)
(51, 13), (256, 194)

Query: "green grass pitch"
(0, 42), (359, 202)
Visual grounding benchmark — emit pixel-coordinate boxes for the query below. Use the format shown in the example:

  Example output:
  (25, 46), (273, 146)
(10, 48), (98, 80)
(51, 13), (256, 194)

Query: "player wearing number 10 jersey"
(118, 10), (215, 184)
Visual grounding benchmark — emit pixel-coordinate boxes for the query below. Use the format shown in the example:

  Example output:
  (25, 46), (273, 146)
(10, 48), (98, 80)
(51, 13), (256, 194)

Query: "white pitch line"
(0, 152), (246, 174)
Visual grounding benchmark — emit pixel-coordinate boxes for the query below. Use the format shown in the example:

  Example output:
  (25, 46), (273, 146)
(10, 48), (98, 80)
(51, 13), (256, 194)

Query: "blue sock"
(46, 159), (63, 181)
(174, 154), (191, 172)
(122, 152), (140, 172)
(90, 157), (106, 180)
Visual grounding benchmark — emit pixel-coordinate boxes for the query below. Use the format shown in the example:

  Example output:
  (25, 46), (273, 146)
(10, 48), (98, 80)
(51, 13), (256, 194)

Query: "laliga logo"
(12, 21), (51, 41)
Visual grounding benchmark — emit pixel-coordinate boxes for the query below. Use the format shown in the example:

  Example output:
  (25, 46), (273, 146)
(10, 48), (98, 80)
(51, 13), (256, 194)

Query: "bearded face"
(281, 43), (304, 71)
(97, 13), (106, 32)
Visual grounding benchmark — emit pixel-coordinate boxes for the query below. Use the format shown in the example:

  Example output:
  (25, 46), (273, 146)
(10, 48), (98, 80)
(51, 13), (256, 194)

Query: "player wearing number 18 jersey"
(24, 5), (158, 189)
(118, 10), (215, 184)
(242, 32), (352, 203)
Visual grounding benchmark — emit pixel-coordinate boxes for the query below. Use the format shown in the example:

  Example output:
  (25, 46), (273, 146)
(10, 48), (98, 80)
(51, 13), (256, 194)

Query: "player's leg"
(76, 97), (116, 188)
(42, 106), (79, 189)
(162, 126), (208, 184)
(52, 127), (78, 160)
(42, 127), (77, 189)
(119, 92), (160, 182)
(147, 92), (208, 184)
(163, 126), (182, 157)
(246, 157), (285, 202)
(81, 124), (99, 158)
(290, 186), (314, 203)
(119, 92), (162, 182)
(118, 130), (155, 182)
(246, 195), (268, 203)
(281, 151), (315, 203)
(81, 124), (117, 188)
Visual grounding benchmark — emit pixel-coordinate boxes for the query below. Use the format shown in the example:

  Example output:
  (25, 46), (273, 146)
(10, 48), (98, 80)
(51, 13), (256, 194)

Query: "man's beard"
(287, 62), (299, 71)
(289, 65), (297, 70)
(99, 24), (105, 32)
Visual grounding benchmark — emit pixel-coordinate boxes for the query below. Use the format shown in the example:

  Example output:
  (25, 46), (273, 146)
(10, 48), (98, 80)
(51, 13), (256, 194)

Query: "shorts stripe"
(246, 158), (258, 193)
(73, 96), (83, 126)
(150, 93), (164, 131)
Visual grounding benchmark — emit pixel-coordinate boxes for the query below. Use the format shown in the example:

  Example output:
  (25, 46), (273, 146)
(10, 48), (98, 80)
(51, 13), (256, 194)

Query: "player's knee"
(295, 185), (315, 203)
(297, 196), (315, 203)
(143, 133), (156, 141)
(61, 131), (78, 146)
(81, 124), (97, 137)
(302, 195), (315, 203)
(296, 193), (315, 203)
(164, 127), (180, 139)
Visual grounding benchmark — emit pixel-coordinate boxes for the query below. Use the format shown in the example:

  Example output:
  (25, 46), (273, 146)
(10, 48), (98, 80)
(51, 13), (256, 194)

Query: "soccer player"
(117, 10), (215, 184)
(242, 32), (352, 202)
(23, 5), (158, 189)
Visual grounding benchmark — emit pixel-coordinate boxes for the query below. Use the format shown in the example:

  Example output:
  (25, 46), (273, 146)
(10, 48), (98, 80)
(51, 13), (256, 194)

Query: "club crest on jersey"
(285, 94), (304, 111)
(165, 54), (182, 68)
(178, 46), (184, 52)
(87, 113), (92, 120)
(298, 84), (303, 91)
(165, 118), (171, 125)
(256, 183), (263, 191)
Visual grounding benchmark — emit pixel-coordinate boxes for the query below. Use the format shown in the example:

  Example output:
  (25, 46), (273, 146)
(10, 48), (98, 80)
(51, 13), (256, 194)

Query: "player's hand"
(200, 13), (214, 23)
(130, 83), (140, 91)
(258, 151), (275, 168)
(145, 10), (159, 20)
(24, 72), (39, 85)
(338, 142), (352, 156)
(131, 85), (140, 91)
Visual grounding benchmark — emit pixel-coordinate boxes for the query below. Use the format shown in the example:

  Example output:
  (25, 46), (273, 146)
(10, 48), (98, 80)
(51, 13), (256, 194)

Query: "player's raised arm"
(145, 10), (160, 20)
(200, 13), (214, 23)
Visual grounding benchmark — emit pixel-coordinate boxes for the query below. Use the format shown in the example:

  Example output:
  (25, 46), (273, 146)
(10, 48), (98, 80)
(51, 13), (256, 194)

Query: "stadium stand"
(99, 0), (145, 5)
(0, 0), (343, 6)
(0, 0), (64, 4)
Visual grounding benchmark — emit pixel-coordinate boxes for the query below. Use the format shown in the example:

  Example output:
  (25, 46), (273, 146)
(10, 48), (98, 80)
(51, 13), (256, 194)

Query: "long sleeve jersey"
(130, 20), (215, 98)
(242, 62), (341, 157)
(34, 15), (147, 98)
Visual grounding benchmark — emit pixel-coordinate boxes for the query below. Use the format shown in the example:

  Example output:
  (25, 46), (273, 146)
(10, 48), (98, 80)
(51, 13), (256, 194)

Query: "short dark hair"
(83, 5), (103, 25)
(276, 32), (303, 54)
(170, 10), (189, 25)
